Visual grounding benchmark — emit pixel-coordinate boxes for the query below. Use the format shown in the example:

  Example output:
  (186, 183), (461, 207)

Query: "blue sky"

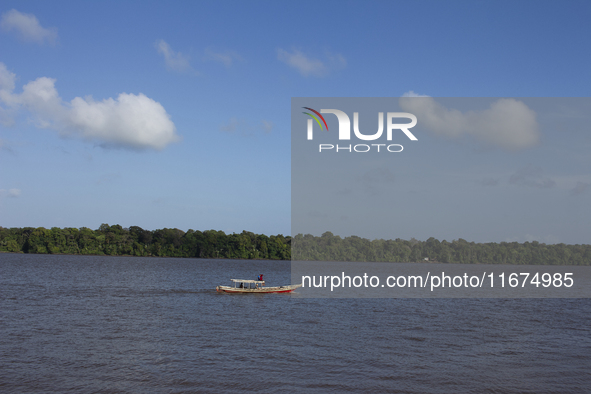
(0, 1), (590, 243)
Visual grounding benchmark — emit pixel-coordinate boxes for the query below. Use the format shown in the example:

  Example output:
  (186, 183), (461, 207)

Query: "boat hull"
(216, 284), (302, 294)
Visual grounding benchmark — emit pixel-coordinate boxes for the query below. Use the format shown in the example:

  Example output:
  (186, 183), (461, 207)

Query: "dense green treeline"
(0, 224), (291, 260)
(2, 226), (590, 265)
(292, 232), (591, 265)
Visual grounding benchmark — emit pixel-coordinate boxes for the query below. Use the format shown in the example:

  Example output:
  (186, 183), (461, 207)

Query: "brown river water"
(1, 253), (590, 393)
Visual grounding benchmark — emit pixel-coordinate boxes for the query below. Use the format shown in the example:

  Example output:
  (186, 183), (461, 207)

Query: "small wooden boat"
(216, 279), (302, 294)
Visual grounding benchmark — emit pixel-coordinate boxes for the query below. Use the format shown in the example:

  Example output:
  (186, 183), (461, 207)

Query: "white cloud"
(325, 51), (347, 69)
(0, 9), (57, 45)
(0, 137), (15, 153)
(0, 62), (16, 94)
(399, 93), (540, 150)
(277, 48), (346, 77)
(401, 91), (430, 98)
(204, 48), (242, 68)
(509, 165), (555, 189)
(219, 117), (243, 133)
(19, 77), (64, 128)
(67, 93), (179, 150)
(261, 120), (274, 133)
(278, 49), (325, 77)
(0, 63), (18, 125)
(157, 41), (244, 73)
(0, 62), (179, 150)
(155, 39), (195, 74)
(0, 188), (21, 198)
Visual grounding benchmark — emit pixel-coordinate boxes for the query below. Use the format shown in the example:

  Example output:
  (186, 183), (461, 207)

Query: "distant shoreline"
(0, 225), (291, 260)
(1, 226), (589, 265)
(0, 251), (285, 261)
(291, 233), (591, 266)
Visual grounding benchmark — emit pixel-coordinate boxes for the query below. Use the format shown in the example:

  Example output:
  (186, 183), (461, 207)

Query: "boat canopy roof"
(231, 279), (265, 283)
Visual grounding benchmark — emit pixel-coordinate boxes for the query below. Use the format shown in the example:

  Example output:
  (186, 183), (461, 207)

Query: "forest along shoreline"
(0, 226), (589, 265)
